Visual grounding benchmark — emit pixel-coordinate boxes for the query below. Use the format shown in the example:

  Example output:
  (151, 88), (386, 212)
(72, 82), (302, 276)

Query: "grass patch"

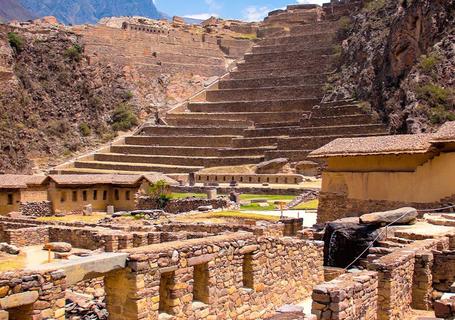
(171, 192), (207, 199)
(235, 33), (258, 40)
(8, 32), (24, 53)
(239, 194), (295, 201)
(416, 83), (455, 124)
(240, 203), (276, 211)
(65, 44), (83, 62)
(37, 214), (106, 224)
(78, 123), (91, 136)
(292, 199), (319, 210)
(208, 211), (280, 221)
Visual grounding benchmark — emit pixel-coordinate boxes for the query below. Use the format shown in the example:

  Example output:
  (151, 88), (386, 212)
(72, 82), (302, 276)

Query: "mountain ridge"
(0, 0), (35, 22)
(17, 0), (164, 25)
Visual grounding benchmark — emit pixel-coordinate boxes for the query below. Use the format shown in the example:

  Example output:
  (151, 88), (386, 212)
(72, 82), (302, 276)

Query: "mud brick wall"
(136, 196), (230, 213)
(312, 271), (378, 320)
(432, 250), (455, 292)
(368, 249), (415, 320)
(19, 201), (53, 217)
(0, 269), (66, 320)
(105, 233), (324, 319)
(4, 226), (50, 247)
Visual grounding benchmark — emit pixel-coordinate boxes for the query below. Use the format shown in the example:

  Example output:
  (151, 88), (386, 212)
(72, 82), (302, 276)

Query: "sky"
(153, 0), (326, 22)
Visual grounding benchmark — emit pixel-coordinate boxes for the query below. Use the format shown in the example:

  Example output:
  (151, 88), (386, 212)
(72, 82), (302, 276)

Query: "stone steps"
(290, 22), (342, 35)
(231, 136), (283, 148)
(167, 111), (305, 124)
(219, 74), (328, 89)
(289, 124), (388, 137)
(188, 98), (320, 113)
(231, 64), (334, 79)
(125, 135), (237, 147)
(74, 160), (203, 174)
(205, 85), (323, 102)
(303, 114), (379, 127)
(141, 125), (246, 136)
(243, 47), (334, 64)
(217, 146), (277, 157)
(258, 33), (336, 46)
(93, 153), (264, 167)
(264, 150), (312, 162)
(110, 145), (222, 157)
(252, 43), (335, 54)
(164, 117), (252, 128)
(237, 56), (335, 72)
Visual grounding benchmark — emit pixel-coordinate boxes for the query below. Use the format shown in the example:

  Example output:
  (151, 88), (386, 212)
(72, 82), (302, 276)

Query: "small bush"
(111, 104), (138, 131)
(65, 44), (83, 61)
(429, 106), (455, 124)
(418, 53), (441, 73)
(363, 0), (386, 12)
(78, 123), (91, 136)
(122, 91), (134, 101)
(416, 83), (453, 106)
(46, 119), (70, 135)
(148, 180), (172, 209)
(8, 32), (24, 53)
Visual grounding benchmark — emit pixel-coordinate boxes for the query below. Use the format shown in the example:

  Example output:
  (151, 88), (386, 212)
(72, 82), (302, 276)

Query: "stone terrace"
(55, 2), (387, 179)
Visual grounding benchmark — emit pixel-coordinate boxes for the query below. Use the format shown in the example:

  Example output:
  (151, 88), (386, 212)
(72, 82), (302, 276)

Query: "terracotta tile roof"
(309, 134), (433, 158)
(431, 121), (455, 143)
(0, 175), (48, 189)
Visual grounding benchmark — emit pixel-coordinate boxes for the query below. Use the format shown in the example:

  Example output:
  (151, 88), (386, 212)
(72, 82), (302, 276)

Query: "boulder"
(360, 207), (418, 226)
(295, 160), (320, 176)
(255, 158), (288, 174)
(198, 205), (213, 212)
(43, 242), (72, 253)
(0, 243), (20, 255)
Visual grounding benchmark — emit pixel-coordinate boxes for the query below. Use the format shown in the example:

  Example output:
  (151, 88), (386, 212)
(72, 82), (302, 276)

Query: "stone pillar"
(105, 269), (149, 320)
(412, 250), (434, 310)
(206, 189), (217, 200)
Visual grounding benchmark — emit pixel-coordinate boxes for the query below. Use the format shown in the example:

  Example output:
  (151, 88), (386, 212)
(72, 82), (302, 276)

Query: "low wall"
(195, 173), (305, 185)
(367, 249), (415, 320)
(4, 226), (50, 247)
(105, 234), (324, 319)
(0, 269), (66, 320)
(433, 250), (455, 292)
(136, 196), (230, 213)
(312, 271), (378, 320)
(172, 185), (314, 196)
(19, 201), (53, 217)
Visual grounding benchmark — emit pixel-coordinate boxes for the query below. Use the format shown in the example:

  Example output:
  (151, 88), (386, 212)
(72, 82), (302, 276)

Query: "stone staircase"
(54, 2), (388, 178)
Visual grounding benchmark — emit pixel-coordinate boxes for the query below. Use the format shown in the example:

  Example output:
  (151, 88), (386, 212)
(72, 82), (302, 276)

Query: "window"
(103, 190), (108, 201)
(72, 191), (77, 202)
(125, 191), (131, 201)
(7, 194), (13, 205)
(242, 253), (254, 289)
(60, 192), (66, 203)
(114, 189), (119, 201)
(82, 190), (87, 201)
(193, 263), (209, 304)
(93, 190), (98, 201)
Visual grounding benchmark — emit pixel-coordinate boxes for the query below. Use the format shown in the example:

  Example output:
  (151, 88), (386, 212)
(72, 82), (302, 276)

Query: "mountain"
(0, 0), (35, 22)
(18, 0), (164, 25)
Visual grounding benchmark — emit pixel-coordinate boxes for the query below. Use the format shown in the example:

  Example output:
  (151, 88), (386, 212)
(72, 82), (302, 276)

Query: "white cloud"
(205, 0), (222, 10)
(242, 6), (271, 22)
(183, 13), (219, 20)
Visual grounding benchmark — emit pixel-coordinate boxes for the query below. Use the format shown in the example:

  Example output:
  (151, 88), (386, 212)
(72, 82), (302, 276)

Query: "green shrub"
(8, 32), (24, 53)
(78, 123), (91, 136)
(122, 91), (134, 101)
(363, 0), (386, 12)
(111, 104), (138, 131)
(418, 53), (441, 73)
(416, 83), (453, 106)
(65, 44), (83, 61)
(429, 106), (455, 124)
(148, 180), (172, 209)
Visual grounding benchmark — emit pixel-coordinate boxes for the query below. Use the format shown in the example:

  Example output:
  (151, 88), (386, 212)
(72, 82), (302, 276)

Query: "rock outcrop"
(326, 0), (455, 133)
(359, 207), (418, 226)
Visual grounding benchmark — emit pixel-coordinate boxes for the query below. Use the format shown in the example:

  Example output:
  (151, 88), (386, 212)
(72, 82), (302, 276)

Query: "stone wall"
(367, 249), (415, 320)
(106, 233), (324, 319)
(172, 185), (311, 196)
(136, 196), (230, 213)
(312, 271), (378, 320)
(0, 269), (66, 320)
(3, 226), (50, 247)
(19, 201), (53, 217)
(432, 250), (455, 292)
(317, 192), (442, 223)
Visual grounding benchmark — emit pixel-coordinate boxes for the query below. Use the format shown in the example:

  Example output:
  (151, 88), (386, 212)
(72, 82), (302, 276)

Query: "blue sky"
(154, 0), (326, 21)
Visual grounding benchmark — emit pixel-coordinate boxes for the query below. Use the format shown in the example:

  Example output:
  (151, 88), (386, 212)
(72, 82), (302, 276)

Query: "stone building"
(310, 121), (455, 222)
(0, 174), (176, 216)
(0, 175), (49, 215)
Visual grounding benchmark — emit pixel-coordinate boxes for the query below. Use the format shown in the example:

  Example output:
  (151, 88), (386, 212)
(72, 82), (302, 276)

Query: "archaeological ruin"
(0, 0), (454, 319)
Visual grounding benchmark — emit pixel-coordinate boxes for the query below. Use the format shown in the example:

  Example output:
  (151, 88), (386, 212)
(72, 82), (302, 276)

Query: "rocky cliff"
(326, 0), (455, 133)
